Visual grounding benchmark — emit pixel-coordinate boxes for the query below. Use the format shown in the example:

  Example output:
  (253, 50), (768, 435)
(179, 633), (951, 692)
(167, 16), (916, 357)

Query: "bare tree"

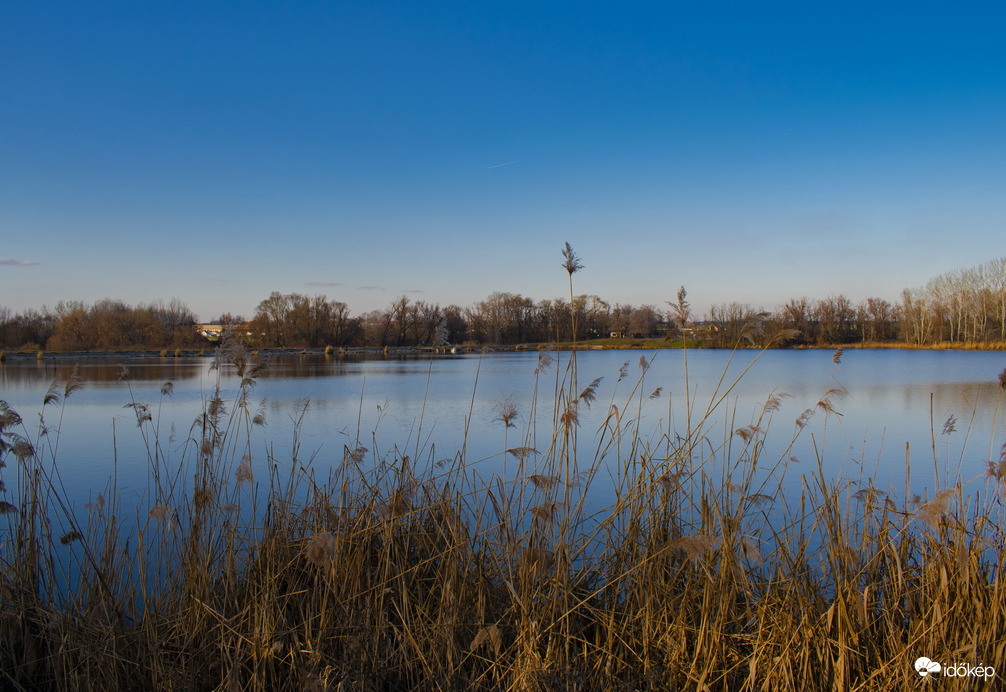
(988, 257), (1006, 340)
(252, 292), (292, 347)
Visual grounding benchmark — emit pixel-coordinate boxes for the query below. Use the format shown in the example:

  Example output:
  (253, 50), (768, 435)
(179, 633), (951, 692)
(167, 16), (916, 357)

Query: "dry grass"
(840, 340), (1006, 351)
(1, 337), (1005, 691)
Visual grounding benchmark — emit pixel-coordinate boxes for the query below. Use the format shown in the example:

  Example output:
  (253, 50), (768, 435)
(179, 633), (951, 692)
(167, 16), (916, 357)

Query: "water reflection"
(0, 358), (207, 387)
(1, 349), (1003, 514)
(0, 352), (460, 388)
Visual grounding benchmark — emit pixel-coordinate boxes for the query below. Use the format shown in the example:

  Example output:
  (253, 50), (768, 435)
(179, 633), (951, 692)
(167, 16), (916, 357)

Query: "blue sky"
(2, 1), (1004, 321)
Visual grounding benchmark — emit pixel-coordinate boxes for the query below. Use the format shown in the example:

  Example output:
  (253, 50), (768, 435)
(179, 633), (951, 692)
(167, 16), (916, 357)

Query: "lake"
(1, 348), (1004, 514)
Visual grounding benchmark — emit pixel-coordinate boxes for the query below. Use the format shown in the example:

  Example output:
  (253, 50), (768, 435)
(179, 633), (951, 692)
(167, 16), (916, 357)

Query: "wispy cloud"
(402, 289), (423, 294)
(0, 257), (38, 266)
(307, 281), (345, 287)
(358, 285), (384, 291)
(487, 160), (516, 170)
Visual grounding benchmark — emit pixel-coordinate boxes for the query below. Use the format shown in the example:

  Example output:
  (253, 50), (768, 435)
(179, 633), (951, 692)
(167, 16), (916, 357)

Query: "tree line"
(1, 299), (201, 352)
(3, 257), (1006, 352)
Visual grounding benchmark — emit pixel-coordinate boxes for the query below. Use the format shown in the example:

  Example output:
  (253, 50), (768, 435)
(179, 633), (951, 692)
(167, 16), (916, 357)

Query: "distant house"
(683, 322), (719, 340)
(196, 324), (224, 342)
(195, 324), (254, 342)
(609, 330), (626, 339)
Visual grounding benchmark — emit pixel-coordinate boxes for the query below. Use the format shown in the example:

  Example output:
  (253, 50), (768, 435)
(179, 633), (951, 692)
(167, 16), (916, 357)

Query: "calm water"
(1, 349), (1004, 511)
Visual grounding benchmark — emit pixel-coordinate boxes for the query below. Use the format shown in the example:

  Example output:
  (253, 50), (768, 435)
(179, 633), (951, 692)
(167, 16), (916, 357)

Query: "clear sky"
(2, 1), (1004, 321)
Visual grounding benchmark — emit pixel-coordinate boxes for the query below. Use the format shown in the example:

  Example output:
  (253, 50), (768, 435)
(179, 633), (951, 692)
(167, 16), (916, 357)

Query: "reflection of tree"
(0, 360), (205, 386)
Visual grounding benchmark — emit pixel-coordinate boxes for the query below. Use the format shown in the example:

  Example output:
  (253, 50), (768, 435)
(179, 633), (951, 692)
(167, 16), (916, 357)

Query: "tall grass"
(1, 251), (1004, 690)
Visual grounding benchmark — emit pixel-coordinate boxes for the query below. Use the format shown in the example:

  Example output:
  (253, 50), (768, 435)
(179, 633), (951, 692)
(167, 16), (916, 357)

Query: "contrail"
(487, 161), (516, 169)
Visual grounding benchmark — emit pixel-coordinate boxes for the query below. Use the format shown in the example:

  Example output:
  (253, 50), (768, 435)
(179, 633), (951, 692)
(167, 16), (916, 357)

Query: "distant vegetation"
(0, 299), (202, 353)
(2, 257), (1005, 352)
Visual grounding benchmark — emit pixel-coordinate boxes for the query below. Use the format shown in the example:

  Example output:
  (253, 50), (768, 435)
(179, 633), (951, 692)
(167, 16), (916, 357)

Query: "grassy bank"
(523, 338), (1006, 352)
(1, 340), (1005, 691)
(835, 339), (1006, 351)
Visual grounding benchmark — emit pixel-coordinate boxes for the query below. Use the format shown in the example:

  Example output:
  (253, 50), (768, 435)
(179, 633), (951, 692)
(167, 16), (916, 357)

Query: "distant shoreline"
(3, 340), (1006, 362)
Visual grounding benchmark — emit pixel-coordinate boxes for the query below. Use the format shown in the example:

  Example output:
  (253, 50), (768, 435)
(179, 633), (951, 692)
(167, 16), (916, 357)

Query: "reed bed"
(3, 333), (1006, 688)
